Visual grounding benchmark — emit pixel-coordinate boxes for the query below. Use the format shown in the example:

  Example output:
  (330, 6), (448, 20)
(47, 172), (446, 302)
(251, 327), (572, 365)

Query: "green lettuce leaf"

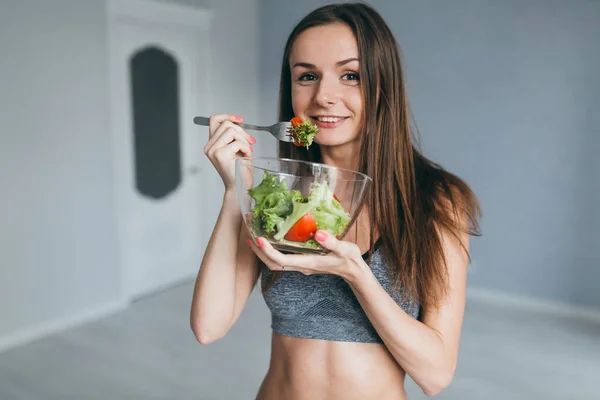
(247, 171), (351, 241)
(289, 119), (318, 148)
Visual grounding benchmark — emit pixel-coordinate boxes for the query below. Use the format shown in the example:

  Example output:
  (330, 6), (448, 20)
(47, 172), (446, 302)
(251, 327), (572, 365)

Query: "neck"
(319, 139), (362, 171)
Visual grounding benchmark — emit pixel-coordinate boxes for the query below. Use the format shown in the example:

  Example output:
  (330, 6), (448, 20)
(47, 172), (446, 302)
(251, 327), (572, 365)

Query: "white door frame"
(106, 0), (213, 303)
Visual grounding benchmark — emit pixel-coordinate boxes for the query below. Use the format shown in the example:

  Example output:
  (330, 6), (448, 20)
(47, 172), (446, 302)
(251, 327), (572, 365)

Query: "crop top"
(260, 240), (421, 343)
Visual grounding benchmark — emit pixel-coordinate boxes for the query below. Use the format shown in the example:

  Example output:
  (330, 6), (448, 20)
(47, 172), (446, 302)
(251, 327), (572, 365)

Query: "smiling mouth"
(311, 116), (348, 123)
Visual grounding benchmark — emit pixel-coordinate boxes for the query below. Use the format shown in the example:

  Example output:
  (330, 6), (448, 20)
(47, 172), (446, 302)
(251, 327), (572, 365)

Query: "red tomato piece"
(284, 213), (317, 242)
(290, 116), (303, 127)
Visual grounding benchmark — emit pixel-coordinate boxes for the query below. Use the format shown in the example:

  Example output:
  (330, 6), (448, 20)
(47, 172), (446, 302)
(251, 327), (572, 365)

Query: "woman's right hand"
(204, 114), (256, 190)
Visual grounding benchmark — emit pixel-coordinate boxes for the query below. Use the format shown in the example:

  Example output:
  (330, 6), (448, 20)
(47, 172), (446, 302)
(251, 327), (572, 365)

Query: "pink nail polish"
(246, 239), (252, 246)
(314, 231), (328, 241)
(250, 136), (257, 144)
(257, 238), (263, 247)
(234, 115), (244, 122)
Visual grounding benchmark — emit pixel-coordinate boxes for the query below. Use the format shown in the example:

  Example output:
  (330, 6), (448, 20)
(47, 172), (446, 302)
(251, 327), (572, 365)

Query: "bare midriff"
(255, 332), (408, 400)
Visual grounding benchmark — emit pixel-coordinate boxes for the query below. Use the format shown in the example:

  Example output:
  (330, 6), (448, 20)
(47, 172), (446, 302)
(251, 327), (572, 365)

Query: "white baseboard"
(0, 299), (129, 354)
(467, 286), (600, 324)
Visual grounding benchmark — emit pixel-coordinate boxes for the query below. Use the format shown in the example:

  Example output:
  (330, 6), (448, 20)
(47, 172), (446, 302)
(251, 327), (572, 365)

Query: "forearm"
(191, 190), (243, 341)
(345, 266), (453, 395)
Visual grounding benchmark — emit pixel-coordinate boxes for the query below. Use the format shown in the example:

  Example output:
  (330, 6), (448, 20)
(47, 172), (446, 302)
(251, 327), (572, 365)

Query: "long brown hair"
(271, 2), (481, 311)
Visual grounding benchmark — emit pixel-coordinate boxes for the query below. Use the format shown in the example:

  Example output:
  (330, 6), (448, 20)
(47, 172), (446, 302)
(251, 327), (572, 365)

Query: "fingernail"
(315, 231), (328, 241)
(257, 238), (264, 247)
(246, 239), (252, 246)
(234, 115), (244, 122)
(250, 136), (257, 144)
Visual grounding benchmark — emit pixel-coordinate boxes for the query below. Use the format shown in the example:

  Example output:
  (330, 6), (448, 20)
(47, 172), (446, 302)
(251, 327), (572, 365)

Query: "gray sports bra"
(260, 240), (421, 343)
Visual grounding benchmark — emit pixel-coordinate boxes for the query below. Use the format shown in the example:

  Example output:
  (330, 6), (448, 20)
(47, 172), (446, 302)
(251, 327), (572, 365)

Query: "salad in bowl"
(235, 157), (372, 254)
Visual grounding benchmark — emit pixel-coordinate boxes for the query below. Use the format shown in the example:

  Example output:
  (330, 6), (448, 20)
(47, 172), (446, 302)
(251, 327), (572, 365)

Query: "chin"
(313, 130), (356, 147)
(314, 139), (358, 149)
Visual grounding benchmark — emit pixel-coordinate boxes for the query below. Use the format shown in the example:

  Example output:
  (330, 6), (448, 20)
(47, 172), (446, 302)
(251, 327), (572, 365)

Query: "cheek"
(345, 89), (363, 136)
(348, 90), (363, 119)
(291, 86), (313, 114)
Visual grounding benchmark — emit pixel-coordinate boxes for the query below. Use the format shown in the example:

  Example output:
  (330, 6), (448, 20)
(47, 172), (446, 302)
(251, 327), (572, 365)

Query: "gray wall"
(259, 0), (600, 309)
(0, 0), (121, 344)
(0, 0), (261, 350)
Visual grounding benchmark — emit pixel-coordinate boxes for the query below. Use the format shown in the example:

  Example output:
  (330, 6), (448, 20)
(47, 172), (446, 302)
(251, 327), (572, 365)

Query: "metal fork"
(193, 116), (294, 143)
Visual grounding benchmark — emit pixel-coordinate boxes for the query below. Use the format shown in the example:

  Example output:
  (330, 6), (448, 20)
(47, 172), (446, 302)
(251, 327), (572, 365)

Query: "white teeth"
(317, 117), (343, 123)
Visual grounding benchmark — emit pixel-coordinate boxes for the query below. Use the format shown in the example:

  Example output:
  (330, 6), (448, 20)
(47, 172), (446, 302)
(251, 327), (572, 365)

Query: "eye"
(342, 72), (360, 81)
(298, 73), (317, 81)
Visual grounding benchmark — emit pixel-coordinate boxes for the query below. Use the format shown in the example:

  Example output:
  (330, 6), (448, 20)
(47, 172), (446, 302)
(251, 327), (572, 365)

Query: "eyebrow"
(292, 57), (359, 69)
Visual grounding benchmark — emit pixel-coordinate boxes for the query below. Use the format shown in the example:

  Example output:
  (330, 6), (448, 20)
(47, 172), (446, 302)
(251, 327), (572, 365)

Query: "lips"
(310, 116), (349, 128)
(311, 115), (348, 129)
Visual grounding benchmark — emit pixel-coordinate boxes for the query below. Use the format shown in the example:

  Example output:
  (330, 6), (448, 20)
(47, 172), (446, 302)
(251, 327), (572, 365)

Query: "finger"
(253, 245), (278, 270)
(207, 121), (238, 149)
(255, 237), (287, 266)
(213, 123), (254, 150)
(247, 238), (295, 272)
(246, 238), (272, 265)
(313, 230), (355, 257)
(257, 237), (330, 270)
(313, 230), (338, 251)
(314, 230), (362, 260)
(205, 123), (254, 155)
(230, 122), (257, 146)
(204, 126), (235, 156)
(209, 114), (244, 138)
(214, 140), (252, 160)
(205, 129), (245, 159)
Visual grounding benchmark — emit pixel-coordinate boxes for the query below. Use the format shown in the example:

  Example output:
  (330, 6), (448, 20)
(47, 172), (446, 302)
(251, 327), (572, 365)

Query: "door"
(108, 0), (212, 300)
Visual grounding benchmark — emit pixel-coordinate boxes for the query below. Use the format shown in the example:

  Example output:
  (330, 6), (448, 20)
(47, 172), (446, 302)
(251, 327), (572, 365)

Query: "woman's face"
(289, 23), (363, 147)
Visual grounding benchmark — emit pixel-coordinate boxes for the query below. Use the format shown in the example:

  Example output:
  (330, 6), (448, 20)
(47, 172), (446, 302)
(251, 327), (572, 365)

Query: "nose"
(314, 76), (339, 108)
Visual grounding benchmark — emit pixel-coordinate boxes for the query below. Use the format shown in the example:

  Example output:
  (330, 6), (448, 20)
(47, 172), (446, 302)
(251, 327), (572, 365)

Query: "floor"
(0, 281), (598, 400)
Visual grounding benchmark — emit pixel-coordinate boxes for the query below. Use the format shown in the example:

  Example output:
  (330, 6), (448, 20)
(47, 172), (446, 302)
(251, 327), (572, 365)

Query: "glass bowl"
(235, 157), (373, 255)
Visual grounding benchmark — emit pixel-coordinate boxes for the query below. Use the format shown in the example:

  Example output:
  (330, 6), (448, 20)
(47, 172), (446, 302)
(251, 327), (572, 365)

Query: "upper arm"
(421, 218), (470, 370)
(228, 225), (261, 328)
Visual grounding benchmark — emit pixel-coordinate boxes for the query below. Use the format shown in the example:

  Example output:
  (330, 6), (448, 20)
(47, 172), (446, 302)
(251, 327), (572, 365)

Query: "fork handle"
(193, 116), (211, 126)
(193, 116), (267, 132)
(238, 123), (266, 131)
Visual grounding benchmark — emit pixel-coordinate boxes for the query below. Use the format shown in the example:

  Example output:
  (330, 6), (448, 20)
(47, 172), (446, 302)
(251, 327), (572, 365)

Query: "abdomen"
(256, 333), (408, 400)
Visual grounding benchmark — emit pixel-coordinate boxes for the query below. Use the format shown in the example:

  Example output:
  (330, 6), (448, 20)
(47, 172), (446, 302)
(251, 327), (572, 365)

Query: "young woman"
(190, 3), (481, 399)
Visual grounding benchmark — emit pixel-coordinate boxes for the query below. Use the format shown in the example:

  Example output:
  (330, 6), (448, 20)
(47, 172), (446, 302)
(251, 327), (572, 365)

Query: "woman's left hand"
(247, 230), (366, 281)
